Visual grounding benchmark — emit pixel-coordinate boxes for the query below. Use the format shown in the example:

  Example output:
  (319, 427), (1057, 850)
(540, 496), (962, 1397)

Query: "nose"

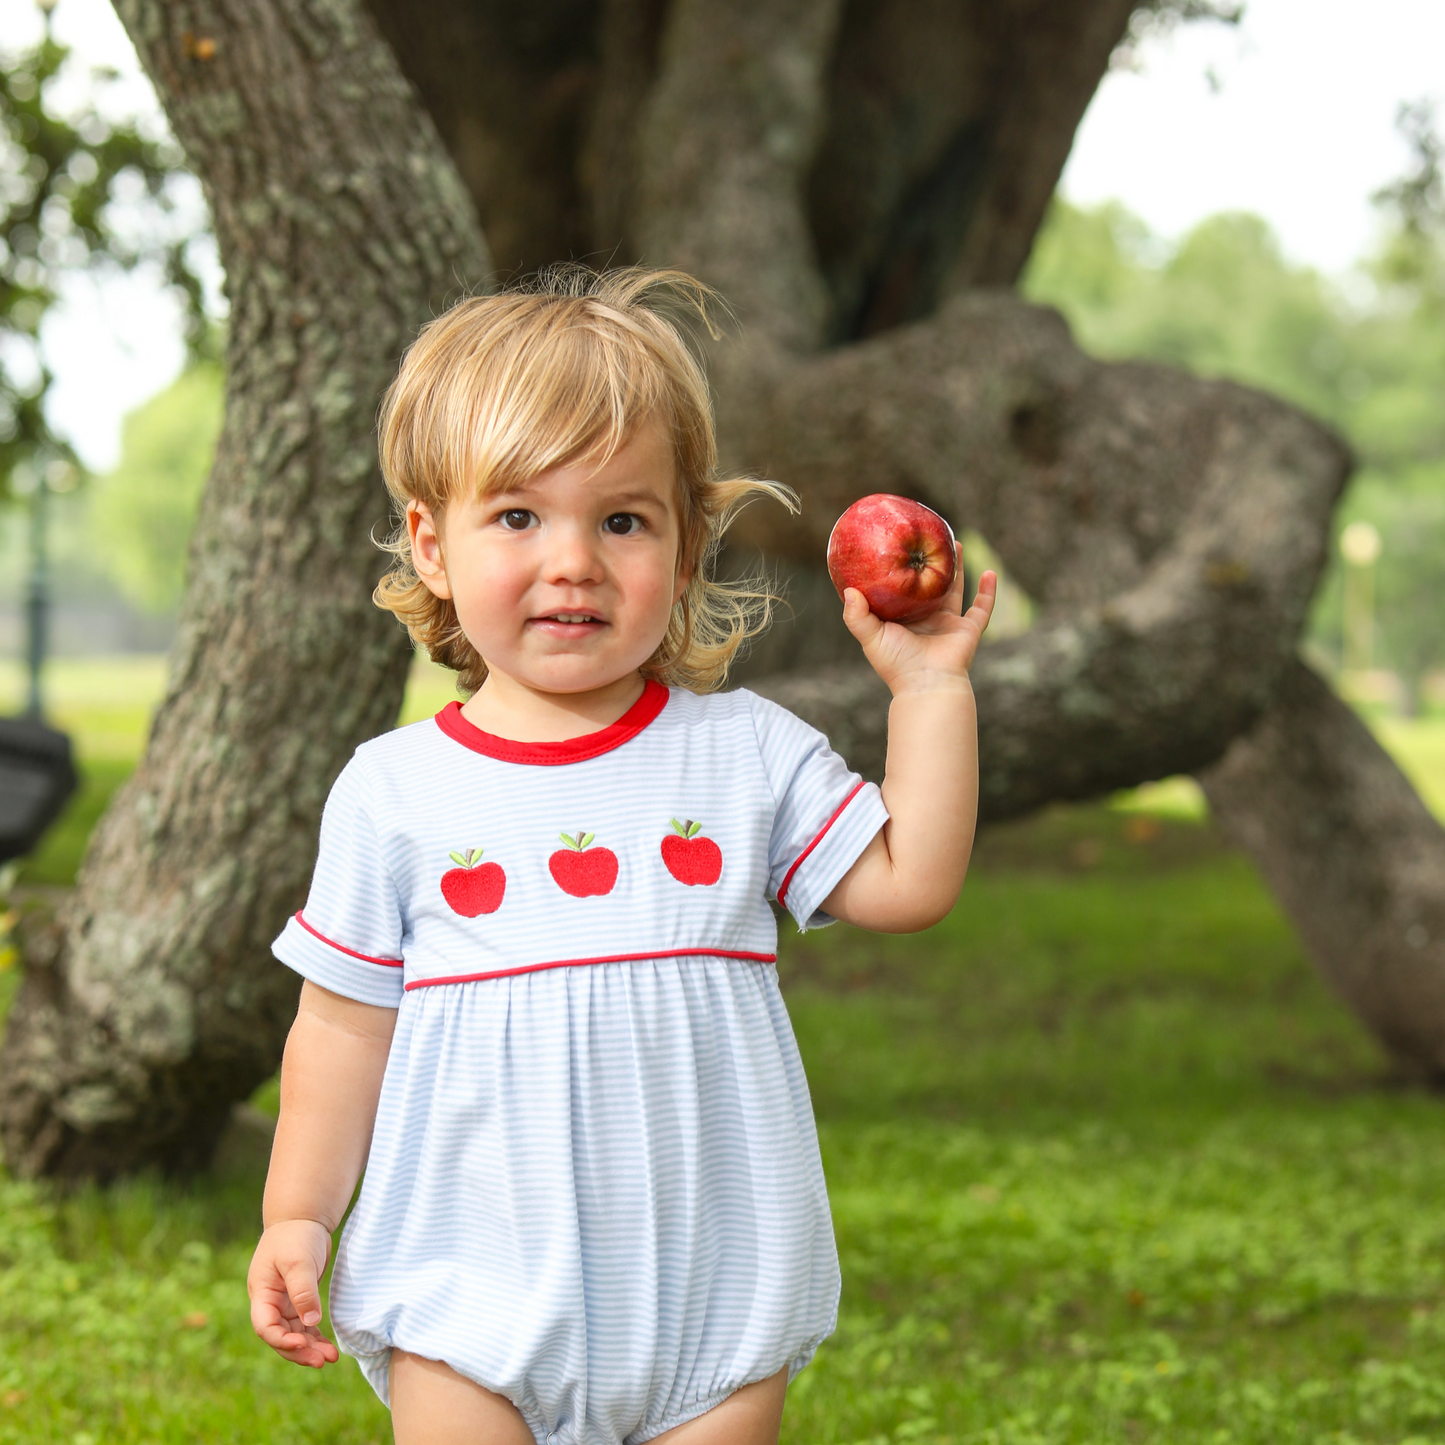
(541, 518), (605, 586)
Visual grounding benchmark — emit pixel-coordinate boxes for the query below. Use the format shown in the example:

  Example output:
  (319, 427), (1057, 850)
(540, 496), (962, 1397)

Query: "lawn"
(2, 657), (1445, 1444)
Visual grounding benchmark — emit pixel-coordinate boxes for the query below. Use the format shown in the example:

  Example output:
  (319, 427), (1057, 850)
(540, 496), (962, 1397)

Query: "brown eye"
(501, 509), (533, 531)
(604, 513), (641, 535)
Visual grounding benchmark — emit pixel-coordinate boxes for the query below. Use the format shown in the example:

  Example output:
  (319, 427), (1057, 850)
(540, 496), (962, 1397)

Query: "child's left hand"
(841, 546), (997, 694)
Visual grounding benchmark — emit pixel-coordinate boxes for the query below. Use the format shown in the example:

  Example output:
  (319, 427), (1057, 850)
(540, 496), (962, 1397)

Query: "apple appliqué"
(440, 847), (506, 916)
(661, 818), (722, 886)
(826, 493), (957, 623)
(550, 829), (619, 897)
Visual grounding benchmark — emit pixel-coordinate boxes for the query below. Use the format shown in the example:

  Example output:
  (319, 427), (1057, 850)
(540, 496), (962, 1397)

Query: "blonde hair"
(374, 266), (796, 695)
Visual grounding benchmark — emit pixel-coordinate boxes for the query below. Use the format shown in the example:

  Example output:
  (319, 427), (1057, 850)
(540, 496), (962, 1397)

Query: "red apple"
(826, 494), (957, 623)
(440, 848), (506, 916)
(661, 819), (723, 886)
(549, 830), (619, 897)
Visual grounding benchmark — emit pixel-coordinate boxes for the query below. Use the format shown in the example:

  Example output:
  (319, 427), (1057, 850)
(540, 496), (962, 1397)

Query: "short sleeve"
(271, 755), (405, 1007)
(746, 692), (889, 932)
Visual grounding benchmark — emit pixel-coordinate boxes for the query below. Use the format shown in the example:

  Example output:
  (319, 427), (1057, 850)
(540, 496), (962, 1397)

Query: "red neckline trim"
(434, 679), (670, 765)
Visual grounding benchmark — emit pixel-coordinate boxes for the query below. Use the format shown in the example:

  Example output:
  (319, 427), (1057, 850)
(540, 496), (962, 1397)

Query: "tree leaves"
(1, 23), (207, 497)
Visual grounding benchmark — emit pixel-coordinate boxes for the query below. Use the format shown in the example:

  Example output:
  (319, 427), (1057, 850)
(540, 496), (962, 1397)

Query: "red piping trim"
(776, 780), (867, 909)
(404, 947), (776, 990)
(294, 912), (404, 967)
(434, 681), (669, 765)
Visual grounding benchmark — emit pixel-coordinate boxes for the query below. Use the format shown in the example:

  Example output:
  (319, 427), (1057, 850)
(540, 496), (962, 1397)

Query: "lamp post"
(24, 462), (50, 718)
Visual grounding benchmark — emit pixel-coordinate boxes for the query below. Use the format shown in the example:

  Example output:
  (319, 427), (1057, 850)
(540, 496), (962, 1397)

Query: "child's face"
(409, 418), (689, 698)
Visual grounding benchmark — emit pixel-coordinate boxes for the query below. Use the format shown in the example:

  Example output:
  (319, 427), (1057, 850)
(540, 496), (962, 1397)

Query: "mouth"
(529, 611), (608, 636)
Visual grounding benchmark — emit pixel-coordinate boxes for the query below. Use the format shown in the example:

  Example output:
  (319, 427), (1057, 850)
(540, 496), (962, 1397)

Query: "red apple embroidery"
(440, 848), (506, 916)
(661, 818), (722, 886)
(549, 830), (619, 897)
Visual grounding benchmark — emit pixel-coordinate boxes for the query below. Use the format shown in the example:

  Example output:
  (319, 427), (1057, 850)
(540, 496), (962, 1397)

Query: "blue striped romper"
(272, 681), (889, 1445)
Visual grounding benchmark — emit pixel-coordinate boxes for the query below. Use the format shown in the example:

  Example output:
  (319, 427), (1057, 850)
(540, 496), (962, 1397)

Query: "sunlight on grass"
(1375, 717), (1445, 818)
(1111, 775), (1207, 819)
(0, 656), (167, 763)
(396, 655), (463, 724)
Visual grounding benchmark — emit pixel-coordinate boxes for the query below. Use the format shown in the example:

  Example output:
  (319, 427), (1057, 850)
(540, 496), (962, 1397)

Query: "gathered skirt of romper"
(327, 953), (841, 1445)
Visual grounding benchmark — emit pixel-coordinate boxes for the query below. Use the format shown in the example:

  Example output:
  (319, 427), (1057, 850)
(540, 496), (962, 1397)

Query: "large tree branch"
(0, 0), (490, 1178)
(1198, 663), (1445, 1076)
(747, 293), (1350, 813)
(738, 288), (1445, 1077)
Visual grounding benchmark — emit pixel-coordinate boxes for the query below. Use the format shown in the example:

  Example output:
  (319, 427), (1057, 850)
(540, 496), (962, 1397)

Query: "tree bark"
(0, 0), (489, 1178)
(362, 0), (1141, 328)
(745, 297), (1351, 815)
(1198, 663), (1445, 1077)
(808, 0), (1141, 337)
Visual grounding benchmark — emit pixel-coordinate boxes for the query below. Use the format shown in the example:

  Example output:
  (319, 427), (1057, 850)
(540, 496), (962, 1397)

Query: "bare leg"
(648, 1367), (788, 1445)
(390, 1349), (535, 1445)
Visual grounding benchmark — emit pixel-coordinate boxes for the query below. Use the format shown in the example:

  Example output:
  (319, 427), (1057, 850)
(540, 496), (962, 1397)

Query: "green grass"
(3, 660), (1445, 1442)
(782, 817), (1445, 1444)
(1376, 716), (1445, 818)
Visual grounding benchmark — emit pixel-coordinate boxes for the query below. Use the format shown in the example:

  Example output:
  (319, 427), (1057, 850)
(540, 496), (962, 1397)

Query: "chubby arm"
(247, 979), (397, 1368)
(822, 549), (996, 933)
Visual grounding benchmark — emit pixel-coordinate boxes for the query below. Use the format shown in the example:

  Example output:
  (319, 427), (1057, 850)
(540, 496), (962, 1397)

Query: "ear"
(408, 501), (452, 600)
(672, 553), (693, 607)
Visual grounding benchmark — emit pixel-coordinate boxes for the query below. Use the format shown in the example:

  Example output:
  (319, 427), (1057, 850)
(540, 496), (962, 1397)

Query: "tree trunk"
(362, 0), (1138, 316)
(808, 0), (1142, 337)
(0, 0), (489, 1178)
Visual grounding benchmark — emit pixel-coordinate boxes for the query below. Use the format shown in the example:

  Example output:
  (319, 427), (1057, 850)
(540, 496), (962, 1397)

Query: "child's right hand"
(248, 1218), (340, 1368)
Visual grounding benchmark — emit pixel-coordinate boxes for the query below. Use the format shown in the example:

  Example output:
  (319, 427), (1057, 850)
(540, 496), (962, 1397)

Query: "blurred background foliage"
(0, 23), (206, 499)
(1023, 189), (1445, 712)
(84, 359), (220, 614)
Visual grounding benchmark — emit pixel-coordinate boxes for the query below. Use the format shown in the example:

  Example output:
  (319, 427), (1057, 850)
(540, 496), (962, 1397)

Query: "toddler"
(247, 266), (995, 1445)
